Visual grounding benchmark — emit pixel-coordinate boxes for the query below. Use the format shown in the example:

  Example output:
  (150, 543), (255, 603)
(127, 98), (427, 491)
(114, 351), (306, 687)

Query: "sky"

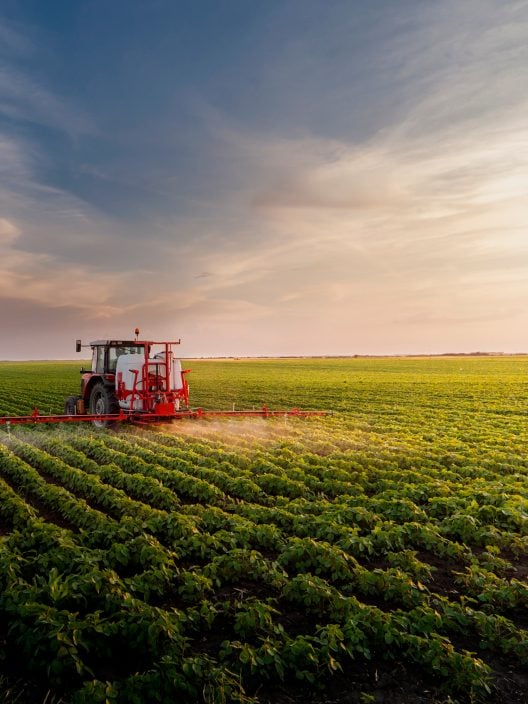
(1, 0), (527, 359)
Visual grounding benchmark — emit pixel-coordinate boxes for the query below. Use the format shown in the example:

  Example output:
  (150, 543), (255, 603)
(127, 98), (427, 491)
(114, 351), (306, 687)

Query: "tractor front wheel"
(89, 383), (119, 428)
(64, 395), (79, 415)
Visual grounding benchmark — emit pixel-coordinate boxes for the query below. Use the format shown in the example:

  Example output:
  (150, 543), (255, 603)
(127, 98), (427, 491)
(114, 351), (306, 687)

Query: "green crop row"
(1, 357), (528, 703)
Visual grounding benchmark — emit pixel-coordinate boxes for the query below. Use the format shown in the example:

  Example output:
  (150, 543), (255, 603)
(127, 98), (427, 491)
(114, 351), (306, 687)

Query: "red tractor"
(66, 331), (189, 427)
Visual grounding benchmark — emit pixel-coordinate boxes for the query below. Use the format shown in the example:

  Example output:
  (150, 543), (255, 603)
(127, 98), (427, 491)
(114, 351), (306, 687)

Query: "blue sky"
(1, 1), (527, 358)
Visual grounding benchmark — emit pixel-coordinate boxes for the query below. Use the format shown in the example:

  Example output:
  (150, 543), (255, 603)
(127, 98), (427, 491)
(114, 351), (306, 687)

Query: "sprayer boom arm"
(0, 406), (327, 427)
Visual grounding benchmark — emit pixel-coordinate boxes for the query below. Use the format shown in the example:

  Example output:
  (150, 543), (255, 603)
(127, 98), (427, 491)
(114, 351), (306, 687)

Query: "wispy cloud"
(1, 3), (528, 356)
(0, 65), (93, 135)
(0, 15), (93, 136)
(0, 18), (33, 59)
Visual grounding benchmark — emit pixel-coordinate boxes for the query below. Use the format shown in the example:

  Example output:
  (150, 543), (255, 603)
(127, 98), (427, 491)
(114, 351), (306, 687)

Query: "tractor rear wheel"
(89, 383), (119, 428)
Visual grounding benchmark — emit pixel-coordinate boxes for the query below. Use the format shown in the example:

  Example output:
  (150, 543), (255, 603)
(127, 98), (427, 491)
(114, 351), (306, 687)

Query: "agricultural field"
(0, 357), (528, 704)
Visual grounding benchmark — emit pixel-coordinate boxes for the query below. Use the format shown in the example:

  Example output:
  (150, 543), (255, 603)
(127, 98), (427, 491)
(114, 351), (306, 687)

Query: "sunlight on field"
(0, 357), (527, 703)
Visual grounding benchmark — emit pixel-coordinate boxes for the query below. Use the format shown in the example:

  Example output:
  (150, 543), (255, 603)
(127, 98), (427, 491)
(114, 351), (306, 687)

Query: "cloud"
(0, 16), (93, 136)
(253, 146), (407, 211)
(0, 133), (33, 181)
(0, 65), (93, 135)
(208, 42), (528, 348)
(0, 217), (20, 241)
(0, 18), (33, 59)
(1, 2), (528, 357)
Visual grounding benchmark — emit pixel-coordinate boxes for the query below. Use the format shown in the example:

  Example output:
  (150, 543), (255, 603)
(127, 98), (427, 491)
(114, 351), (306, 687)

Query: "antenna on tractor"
(135, 327), (140, 341)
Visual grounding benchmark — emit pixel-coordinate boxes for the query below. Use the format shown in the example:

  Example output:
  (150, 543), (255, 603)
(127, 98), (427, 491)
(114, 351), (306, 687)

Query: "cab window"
(108, 347), (119, 373)
(108, 345), (145, 373)
(92, 347), (105, 373)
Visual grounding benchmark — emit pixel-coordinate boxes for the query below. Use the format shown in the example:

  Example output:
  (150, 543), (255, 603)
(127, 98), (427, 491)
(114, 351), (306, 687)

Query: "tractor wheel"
(89, 383), (120, 428)
(64, 395), (79, 415)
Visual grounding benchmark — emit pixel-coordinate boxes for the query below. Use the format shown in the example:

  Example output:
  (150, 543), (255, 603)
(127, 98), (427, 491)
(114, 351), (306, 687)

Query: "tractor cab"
(87, 340), (146, 375)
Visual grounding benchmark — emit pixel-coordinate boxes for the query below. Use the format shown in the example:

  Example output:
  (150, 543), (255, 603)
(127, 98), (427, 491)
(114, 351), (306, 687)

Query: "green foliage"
(0, 356), (528, 702)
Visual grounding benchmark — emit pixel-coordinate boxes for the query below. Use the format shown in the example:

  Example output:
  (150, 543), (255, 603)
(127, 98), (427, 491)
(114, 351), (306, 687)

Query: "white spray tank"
(115, 353), (147, 410)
